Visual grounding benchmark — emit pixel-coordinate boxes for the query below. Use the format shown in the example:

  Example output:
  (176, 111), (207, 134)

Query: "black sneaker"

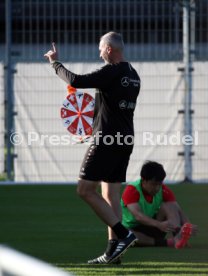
(108, 232), (137, 264)
(88, 253), (121, 265)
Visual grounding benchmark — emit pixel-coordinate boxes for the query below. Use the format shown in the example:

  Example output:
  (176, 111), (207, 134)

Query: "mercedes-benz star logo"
(121, 77), (129, 87)
(119, 100), (127, 109)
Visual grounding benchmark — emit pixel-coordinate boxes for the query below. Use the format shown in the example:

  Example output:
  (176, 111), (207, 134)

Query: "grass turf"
(0, 184), (208, 275)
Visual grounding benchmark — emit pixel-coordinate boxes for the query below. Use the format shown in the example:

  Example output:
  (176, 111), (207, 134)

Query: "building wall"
(12, 62), (208, 183)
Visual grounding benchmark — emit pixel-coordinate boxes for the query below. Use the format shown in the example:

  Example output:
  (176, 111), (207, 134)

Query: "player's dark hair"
(140, 161), (166, 182)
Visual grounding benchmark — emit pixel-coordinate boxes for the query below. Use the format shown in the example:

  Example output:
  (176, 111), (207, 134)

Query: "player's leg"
(77, 179), (120, 227)
(132, 231), (155, 246)
(130, 224), (168, 247)
(87, 181), (122, 264)
(95, 146), (137, 262)
(101, 181), (122, 239)
(78, 144), (137, 264)
(78, 178), (136, 264)
(156, 202), (197, 248)
(78, 144), (128, 228)
(101, 182), (121, 259)
(103, 147), (137, 263)
(156, 202), (182, 231)
(83, 145), (136, 263)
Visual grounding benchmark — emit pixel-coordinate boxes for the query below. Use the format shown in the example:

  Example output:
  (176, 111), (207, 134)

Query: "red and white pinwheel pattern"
(60, 92), (95, 136)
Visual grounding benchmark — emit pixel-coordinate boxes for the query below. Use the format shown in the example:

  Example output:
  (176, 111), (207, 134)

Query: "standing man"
(44, 32), (140, 264)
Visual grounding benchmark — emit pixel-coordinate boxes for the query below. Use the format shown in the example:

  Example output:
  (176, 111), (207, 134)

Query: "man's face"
(141, 179), (162, 196)
(99, 40), (110, 63)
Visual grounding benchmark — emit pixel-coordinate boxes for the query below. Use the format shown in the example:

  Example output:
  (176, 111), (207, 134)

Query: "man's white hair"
(100, 32), (124, 52)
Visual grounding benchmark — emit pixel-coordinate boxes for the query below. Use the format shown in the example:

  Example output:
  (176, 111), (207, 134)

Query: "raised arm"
(44, 43), (117, 89)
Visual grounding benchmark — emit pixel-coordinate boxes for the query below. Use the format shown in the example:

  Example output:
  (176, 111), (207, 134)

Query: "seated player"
(121, 161), (198, 249)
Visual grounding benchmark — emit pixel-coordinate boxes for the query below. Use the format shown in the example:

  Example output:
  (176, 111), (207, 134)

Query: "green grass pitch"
(0, 184), (208, 275)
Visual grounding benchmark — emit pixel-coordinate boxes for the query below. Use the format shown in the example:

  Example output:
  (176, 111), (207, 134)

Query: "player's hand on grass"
(44, 42), (58, 63)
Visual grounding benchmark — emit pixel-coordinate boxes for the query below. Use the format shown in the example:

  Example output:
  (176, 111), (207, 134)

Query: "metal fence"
(1, 0), (208, 182)
(1, 0), (208, 62)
